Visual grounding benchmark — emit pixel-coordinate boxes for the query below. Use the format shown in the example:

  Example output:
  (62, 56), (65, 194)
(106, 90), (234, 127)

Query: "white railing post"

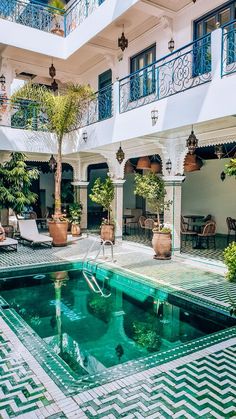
(113, 79), (120, 117)
(211, 28), (222, 80)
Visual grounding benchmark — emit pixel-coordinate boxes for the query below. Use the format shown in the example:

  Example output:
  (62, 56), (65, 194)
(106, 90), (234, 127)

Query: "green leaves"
(223, 242), (236, 282)
(69, 202), (83, 224)
(89, 177), (115, 223)
(225, 158), (236, 178)
(0, 152), (39, 214)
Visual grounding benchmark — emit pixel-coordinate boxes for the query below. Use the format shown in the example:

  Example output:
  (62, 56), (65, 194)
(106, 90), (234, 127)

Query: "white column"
(112, 179), (125, 241)
(72, 181), (89, 230)
(163, 176), (185, 254)
(0, 59), (14, 127)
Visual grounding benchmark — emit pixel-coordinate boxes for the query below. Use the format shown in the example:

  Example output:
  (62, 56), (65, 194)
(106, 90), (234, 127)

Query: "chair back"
(202, 221), (216, 236)
(18, 219), (39, 237)
(139, 216), (146, 228)
(144, 218), (154, 230)
(181, 216), (188, 233)
(29, 211), (37, 219)
(203, 214), (212, 222)
(226, 217), (236, 231)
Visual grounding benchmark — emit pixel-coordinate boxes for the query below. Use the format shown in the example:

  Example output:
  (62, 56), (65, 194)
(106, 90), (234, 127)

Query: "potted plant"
(12, 83), (92, 246)
(49, 0), (65, 37)
(69, 202), (83, 236)
(0, 152), (39, 226)
(134, 172), (172, 260)
(89, 176), (115, 243)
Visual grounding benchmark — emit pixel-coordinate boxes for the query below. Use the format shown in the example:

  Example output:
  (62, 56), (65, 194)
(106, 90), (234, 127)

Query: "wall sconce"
(166, 158), (172, 175)
(168, 38), (175, 53)
(118, 25), (128, 52)
(151, 109), (158, 125)
(220, 171), (226, 181)
(116, 144), (125, 164)
(82, 131), (88, 142)
(0, 74), (6, 90)
(215, 145), (224, 159)
(186, 126), (198, 155)
(49, 154), (56, 172)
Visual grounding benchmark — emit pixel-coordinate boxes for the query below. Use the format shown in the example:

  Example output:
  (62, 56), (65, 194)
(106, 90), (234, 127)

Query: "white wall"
(182, 158), (236, 234)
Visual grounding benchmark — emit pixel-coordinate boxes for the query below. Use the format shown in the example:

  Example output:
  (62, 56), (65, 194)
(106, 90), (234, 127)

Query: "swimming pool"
(1, 266), (234, 381)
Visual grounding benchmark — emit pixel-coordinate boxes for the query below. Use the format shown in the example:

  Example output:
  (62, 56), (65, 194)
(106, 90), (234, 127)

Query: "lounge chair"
(18, 219), (53, 247)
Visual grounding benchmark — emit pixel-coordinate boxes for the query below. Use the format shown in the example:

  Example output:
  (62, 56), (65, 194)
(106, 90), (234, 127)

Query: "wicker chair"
(144, 218), (154, 238)
(181, 216), (197, 246)
(197, 221), (216, 249)
(138, 216), (146, 230)
(226, 217), (236, 244)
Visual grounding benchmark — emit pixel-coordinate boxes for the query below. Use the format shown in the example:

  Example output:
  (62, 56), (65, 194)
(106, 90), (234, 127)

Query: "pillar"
(112, 179), (125, 241)
(163, 176), (185, 254)
(72, 181), (89, 230)
(0, 58), (14, 127)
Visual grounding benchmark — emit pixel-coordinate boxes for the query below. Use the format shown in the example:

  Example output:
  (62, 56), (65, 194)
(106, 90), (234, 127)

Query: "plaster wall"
(40, 172), (54, 208)
(182, 158), (236, 235)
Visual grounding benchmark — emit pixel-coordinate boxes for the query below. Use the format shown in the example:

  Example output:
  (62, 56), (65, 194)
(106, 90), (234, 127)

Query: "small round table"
(123, 215), (135, 236)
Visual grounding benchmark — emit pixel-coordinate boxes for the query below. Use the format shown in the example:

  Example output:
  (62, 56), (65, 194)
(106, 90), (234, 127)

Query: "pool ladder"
(82, 238), (114, 298)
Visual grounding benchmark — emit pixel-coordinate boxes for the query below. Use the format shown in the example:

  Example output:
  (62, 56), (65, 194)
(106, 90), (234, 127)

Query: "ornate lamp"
(186, 126), (198, 155)
(136, 156), (151, 170)
(118, 26), (128, 52)
(49, 154), (56, 172)
(168, 38), (175, 53)
(0, 74), (6, 89)
(116, 144), (125, 164)
(215, 144), (224, 159)
(166, 158), (172, 175)
(151, 109), (158, 125)
(220, 171), (226, 181)
(82, 131), (88, 142)
(49, 63), (56, 79)
(51, 79), (58, 92)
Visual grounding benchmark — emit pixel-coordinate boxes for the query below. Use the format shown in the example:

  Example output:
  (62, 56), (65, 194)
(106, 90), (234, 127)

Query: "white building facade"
(0, 0), (236, 251)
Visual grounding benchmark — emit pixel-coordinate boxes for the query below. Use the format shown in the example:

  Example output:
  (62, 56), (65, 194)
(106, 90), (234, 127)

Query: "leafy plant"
(12, 83), (92, 220)
(87, 293), (112, 323)
(89, 176), (115, 224)
(225, 158), (236, 177)
(134, 172), (172, 230)
(0, 152), (39, 216)
(223, 242), (236, 282)
(69, 202), (83, 225)
(133, 321), (161, 352)
(49, 0), (65, 14)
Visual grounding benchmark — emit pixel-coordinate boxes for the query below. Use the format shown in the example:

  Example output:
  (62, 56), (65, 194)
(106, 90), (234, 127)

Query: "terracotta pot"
(48, 220), (68, 247)
(71, 223), (81, 237)
(152, 231), (171, 260)
(51, 27), (64, 37)
(101, 224), (115, 244)
(184, 154), (203, 172)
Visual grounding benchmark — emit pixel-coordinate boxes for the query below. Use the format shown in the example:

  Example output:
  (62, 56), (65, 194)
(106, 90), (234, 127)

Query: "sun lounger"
(0, 237), (18, 251)
(18, 219), (53, 247)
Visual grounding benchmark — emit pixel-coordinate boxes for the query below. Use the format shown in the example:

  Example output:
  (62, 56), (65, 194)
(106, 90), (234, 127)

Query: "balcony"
(221, 20), (236, 77)
(0, 0), (105, 36)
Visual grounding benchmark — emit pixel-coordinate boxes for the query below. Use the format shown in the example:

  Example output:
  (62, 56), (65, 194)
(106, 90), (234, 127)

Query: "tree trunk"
(54, 137), (62, 217)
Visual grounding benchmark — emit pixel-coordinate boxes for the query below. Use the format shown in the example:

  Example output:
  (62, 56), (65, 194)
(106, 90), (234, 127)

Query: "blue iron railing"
(119, 34), (212, 113)
(0, 97), (48, 131)
(0, 0), (105, 36)
(80, 84), (113, 127)
(221, 20), (236, 76)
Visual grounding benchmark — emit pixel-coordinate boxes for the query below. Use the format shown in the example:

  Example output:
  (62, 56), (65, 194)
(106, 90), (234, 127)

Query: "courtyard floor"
(0, 236), (236, 418)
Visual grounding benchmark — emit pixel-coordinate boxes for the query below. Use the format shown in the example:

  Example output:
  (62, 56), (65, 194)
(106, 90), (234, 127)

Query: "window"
(130, 45), (156, 101)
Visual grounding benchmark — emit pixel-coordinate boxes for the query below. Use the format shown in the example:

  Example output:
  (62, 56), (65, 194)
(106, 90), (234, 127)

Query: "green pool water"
(0, 268), (232, 378)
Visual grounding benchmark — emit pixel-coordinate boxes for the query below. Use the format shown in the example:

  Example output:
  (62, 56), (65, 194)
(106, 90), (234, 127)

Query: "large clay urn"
(71, 223), (81, 237)
(101, 224), (115, 244)
(152, 231), (171, 260)
(48, 220), (68, 246)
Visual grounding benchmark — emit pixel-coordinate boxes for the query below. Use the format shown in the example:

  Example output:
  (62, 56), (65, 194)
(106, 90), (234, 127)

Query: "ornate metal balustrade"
(221, 20), (236, 76)
(119, 34), (212, 114)
(0, 0), (63, 34)
(79, 84), (113, 127)
(65, 0), (104, 36)
(0, 98), (48, 131)
(0, 0), (106, 36)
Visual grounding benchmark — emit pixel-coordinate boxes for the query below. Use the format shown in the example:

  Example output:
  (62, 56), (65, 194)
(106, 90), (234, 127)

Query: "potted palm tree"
(69, 202), (83, 236)
(12, 83), (92, 246)
(134, 172), (172, 259)
(89, 176), (115, 243)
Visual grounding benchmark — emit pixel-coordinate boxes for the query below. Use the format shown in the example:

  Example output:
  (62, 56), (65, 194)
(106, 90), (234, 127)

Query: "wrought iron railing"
(65, 0), (105, 36)
(0, 0), (106, 36)
(221, 20), (236, 76)
(0, 0), (63, 34)
(79, 84), (113, 127)
(0, 97), (48, 131)
(119, 34), (212, 113)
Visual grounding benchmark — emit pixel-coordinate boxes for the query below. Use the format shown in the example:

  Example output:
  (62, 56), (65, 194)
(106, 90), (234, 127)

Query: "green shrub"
(223, 242), (236, 282)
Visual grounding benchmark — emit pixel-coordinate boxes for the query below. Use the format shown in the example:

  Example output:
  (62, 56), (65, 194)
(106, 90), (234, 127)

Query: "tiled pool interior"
(1, 267), (235, 381)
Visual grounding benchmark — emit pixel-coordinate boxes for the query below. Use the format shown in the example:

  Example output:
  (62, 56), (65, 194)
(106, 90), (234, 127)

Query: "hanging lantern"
(124, 159), (135, 174)
(136, 156), (151, 170)
(184, 153), (203, 172)
(186, 127), (198, 155)
(0, 74), (6, 90)
(49, 154), (57, 172)
(168, 38), (175, 53)
(215, 145), (224, 159)
(49, 63), (56, 79)
(51, 79), (58, 92)
(118, 26), (128, 52)
(116, 145), (125, 164)
(150, 161), (162, 174)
